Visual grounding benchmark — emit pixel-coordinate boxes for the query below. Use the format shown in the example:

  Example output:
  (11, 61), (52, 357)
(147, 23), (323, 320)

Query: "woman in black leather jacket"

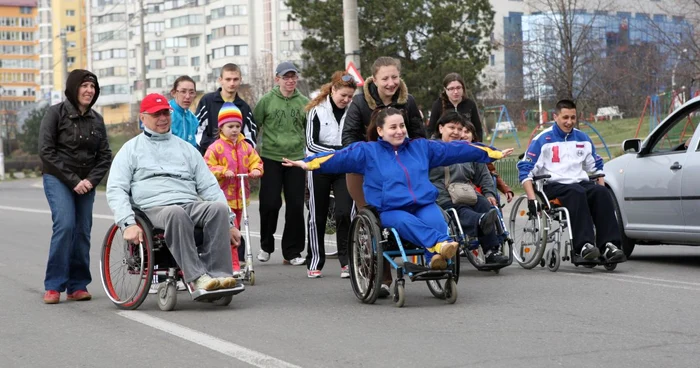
(38, 69), (112, 304)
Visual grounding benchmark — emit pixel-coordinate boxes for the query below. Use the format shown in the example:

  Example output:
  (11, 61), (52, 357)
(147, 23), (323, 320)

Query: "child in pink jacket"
(205, 102), (263, 272)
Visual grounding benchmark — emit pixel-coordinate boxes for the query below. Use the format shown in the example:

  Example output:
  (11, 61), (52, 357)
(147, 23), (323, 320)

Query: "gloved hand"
(528, 199), (541, 216)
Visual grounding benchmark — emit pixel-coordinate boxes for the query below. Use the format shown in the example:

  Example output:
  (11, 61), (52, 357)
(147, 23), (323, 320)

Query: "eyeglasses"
(341, 74), (353, 82)
(145, 109), (172, 117)
(281, 75), (299, 81)
(446, 86), (463, 92)
(176, 89), (196, 96)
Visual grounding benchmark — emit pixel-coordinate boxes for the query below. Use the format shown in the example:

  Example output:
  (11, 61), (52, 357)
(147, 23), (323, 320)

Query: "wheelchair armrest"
(532, 174), (552, 182)
(588, 173), (605, 180)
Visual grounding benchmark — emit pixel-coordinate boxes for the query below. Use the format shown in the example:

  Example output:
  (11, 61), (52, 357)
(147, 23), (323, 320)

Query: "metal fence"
(493, 157), (521, 190)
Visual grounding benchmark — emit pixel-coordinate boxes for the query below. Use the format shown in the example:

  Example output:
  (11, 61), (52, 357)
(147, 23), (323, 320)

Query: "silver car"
(604, 95), (700, 257)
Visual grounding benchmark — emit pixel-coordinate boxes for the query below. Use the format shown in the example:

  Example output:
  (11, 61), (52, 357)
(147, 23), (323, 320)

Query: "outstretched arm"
(427, 139), (513, 168)
(283, 142), (367, 174)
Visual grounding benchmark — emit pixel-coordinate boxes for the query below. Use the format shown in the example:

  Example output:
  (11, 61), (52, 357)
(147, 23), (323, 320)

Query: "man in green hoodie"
(254, 62), (310, 266)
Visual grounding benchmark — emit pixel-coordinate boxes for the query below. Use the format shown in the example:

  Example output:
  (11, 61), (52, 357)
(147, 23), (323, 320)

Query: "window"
(189, 36), (200, 47)
(148, 40), (162, 51)
(165, 37), (187, 48)
(67, 57), (76, 65)
(146, 4), (161, 14)
(490, 54), (495, 66)
(145, 22), (164, 33)
(20, 18), (34, 27)
(280, 40), (301, 52)
(101, 84), (129, 95)
(66, 25), (76, 32)
(649, 106), (699, 154)
(165, 56), (187, 66)
(68, 41), (76, 48)
(212, 45), (248, 58)
(66, 10), (75, 16)
(19, 7), (31, 14)
(191, 56), (200, 66)
(212, 25), (248, 39)
(232, 5), (246, 15)
(149, 59), (164, 70)
(166, 14), (203, 28)
(280, 20), (302, 31)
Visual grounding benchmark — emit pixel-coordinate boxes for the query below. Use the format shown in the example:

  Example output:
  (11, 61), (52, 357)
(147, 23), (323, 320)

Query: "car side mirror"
(622, 139), (641, 153)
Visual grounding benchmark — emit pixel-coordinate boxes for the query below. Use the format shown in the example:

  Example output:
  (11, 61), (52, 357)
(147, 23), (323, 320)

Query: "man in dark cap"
(253, 62), (310, 266)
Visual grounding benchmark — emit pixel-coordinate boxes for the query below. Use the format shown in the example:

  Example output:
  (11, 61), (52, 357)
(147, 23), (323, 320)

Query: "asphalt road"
(2, 178), (700, 368)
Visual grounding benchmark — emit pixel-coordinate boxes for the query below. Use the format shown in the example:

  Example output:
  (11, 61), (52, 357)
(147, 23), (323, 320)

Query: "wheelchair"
(508, 174), (620, 272)
(100, 209), (245, 311)
(444, 205), (513, 274)
(347, 207), (459, 308)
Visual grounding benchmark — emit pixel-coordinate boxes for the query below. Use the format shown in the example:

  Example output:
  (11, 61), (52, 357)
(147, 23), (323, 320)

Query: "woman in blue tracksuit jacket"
(284, 107), (513, 269)
(169, 75), (199, 148)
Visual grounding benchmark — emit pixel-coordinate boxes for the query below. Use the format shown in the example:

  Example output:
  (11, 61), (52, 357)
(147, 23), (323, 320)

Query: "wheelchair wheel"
(393, 280), (406, 308)
(100, 217), (154, 310)
(603, 263), (617, 271)
(509, 195), (547, 269)
(157, 283), (177, 311)
(546, 248), (560, 272)
(348, 208), (383, 304)
(444, 278), (458, 304)
(212, 295), (233, 306)
(426, 251), (460, 299)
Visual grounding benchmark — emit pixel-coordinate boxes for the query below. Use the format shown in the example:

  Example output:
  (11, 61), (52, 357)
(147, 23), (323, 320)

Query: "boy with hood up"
(39, 69), (112, 304)
(253, 62), (310, 266)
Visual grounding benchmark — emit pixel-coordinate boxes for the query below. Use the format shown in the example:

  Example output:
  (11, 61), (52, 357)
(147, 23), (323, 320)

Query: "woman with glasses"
(169, 75), (199, 148)
(39, 69), (112, 304)
(304, 71), (357, 278)
(428, 73), (483, 143)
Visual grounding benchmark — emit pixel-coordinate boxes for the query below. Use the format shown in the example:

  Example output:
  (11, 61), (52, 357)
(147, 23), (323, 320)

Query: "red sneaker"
(43, 290), (60, 304)
(66, 290), (92, 301)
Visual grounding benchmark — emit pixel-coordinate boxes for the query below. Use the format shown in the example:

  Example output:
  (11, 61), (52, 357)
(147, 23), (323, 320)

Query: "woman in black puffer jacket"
(39, 69), (112, 304)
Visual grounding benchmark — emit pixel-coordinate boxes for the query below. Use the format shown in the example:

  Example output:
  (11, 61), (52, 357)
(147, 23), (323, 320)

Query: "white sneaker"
(257, 250), (270, 262)
(148, 282), (159, 294)
(340, 265), (350, 279)
(288, 257), (306, 266)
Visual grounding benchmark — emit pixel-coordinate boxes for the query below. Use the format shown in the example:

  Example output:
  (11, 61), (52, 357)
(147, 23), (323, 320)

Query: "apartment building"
(88, 0), (305, 125)
(37, 0), (88, 103)
(0, 0), (40, 141)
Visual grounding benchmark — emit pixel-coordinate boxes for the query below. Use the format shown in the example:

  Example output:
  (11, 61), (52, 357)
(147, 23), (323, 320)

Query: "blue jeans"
(43, 174), (96, 293)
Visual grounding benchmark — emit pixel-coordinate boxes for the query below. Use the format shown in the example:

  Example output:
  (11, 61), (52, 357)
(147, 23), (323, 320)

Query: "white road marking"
(0, 205), (338, 246)
(118, 311), (303, 368)
(560, 272), (700, 292)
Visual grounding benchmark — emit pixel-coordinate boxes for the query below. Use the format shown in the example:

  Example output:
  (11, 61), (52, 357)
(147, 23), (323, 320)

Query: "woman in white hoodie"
(304, 71), (357, 278)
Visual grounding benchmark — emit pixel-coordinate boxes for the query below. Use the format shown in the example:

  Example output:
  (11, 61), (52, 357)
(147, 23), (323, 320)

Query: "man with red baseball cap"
(106, 93), (242, 293)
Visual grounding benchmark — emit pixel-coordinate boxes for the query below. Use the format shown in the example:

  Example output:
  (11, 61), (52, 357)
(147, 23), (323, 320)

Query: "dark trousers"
(306, 171), (352, 270)
(544, 181), (621, 252)
(259, 157), (306, 260)
(449, 196), (500, 252)
(43, 174), (95, 293)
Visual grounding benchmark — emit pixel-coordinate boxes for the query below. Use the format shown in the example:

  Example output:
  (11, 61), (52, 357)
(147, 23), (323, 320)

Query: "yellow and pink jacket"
(204, 132), (263, 210)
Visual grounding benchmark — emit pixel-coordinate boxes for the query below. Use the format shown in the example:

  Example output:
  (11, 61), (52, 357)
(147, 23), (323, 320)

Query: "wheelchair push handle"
(532, 174), (551, 181)
(588, 173), (605, 181)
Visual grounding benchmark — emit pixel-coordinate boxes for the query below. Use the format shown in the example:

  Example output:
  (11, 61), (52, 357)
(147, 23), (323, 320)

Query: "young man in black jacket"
(195, 63), (257, 154)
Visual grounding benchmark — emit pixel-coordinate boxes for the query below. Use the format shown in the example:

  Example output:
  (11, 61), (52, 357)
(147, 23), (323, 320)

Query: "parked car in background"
(604, 95), (700, 257)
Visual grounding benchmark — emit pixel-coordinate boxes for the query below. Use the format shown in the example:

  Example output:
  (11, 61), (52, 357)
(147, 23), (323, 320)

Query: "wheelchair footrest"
(403, 262), (430, 274)
(191, 284), (245, 301)
(409, 270), (453, 282)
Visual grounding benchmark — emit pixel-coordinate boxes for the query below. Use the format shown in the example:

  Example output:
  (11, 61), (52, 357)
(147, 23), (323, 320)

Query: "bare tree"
(519, 0), (613, 104)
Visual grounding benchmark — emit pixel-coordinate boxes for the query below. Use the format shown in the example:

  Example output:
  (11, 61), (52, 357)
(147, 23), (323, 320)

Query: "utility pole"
(342, 0), (360, 72)
(139, 0), (147, 101)
(0, 86), (5, 181)
(60, 30), (69, 93)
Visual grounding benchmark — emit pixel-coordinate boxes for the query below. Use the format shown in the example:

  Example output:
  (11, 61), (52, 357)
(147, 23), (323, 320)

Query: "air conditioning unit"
(194, 66), (200, 72)
(173, 48), (178, 54)
(155, 31), (162, 37)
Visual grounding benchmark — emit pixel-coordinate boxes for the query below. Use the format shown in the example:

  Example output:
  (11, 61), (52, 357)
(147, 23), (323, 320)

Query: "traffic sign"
(346, 61), (364, 87)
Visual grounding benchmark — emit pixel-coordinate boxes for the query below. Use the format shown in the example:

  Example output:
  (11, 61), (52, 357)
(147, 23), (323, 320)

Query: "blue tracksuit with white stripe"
(517, 123), (620, 251)
(304, 137), (502, 256)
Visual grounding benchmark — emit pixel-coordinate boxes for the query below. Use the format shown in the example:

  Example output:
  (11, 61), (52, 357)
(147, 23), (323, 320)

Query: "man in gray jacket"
(106, 93), (240, 291)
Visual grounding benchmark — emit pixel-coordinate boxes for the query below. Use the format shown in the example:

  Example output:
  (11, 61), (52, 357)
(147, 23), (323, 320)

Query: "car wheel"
(609, 188), (636, 258)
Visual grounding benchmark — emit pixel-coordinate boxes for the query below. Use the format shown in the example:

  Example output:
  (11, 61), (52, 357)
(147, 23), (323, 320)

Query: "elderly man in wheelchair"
(104, 93), (241, 310)
(516, 99), (626, 267)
